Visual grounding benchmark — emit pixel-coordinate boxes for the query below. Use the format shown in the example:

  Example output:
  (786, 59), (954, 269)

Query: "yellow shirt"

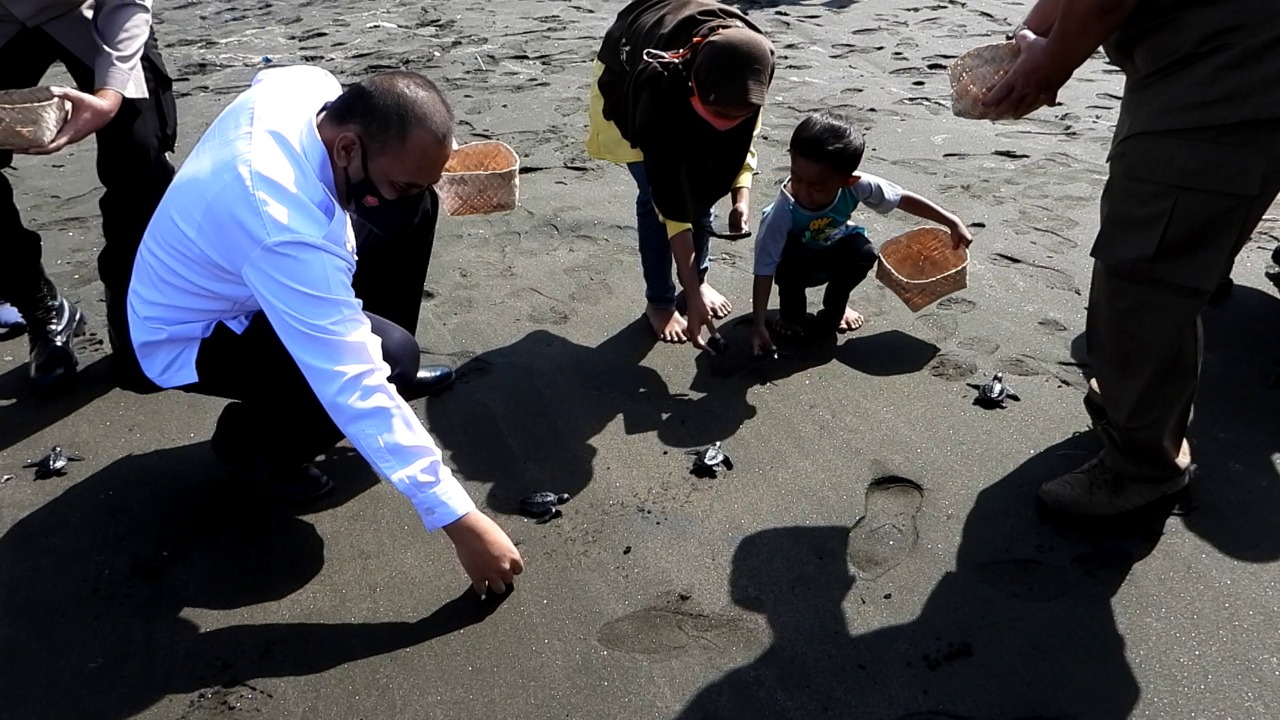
(585, 60), (760, 238)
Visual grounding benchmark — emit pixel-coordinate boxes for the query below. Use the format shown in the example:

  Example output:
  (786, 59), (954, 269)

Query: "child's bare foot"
(700, 284), (733, 319)
(837, 307), (865, 333)
(646, 304), (688, 343)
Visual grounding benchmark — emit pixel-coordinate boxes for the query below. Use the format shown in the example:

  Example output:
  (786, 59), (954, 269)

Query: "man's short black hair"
(789, 111), (865, 177)
(324, 70), (454, 155)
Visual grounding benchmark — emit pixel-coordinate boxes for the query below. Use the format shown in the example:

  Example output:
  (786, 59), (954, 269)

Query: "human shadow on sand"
(423, 319), (938, 515)
(0, 441), (510, 720)
(1068, 283), (1280, 564)
(0, 354), (116, 453)
(673, 431), (1175, 719)
(656, 319), (940, 449)
(424, 320), (676, 516)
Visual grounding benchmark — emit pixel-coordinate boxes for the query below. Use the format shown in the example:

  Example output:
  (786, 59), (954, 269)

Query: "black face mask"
(342, 136), (423, 236)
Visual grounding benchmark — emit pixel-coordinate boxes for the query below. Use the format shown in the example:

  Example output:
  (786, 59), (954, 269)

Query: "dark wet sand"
(1, 1), (1278, 718)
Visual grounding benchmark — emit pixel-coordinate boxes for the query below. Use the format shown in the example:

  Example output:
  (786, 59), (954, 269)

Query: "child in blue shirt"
(751, 112), (973, 354)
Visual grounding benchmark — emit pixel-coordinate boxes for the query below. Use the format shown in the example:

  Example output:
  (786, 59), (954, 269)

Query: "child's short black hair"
(788, 112), (865, 177)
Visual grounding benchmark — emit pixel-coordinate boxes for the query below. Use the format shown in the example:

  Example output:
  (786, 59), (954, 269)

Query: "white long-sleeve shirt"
(127, 64), (476, 532)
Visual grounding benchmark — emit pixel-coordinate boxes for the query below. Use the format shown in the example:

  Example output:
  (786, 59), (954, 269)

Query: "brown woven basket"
(948, 41), (1042, 120)
(875, 226), (969, 312)
(436, 140), (520, 216)
(0, 87), (69, 150)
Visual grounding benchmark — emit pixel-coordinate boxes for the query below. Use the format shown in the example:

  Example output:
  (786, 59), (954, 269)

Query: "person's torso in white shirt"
(128, 64), (352, 387)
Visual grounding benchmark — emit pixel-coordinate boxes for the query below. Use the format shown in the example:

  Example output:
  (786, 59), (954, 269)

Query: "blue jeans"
(627, 162), (712, 309)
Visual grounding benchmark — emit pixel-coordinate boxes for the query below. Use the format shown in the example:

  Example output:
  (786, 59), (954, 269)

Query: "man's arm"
(240, 235), (522, 596)
(21, 0), (152, 155)
(92, 0), (153, 98)
(241, 236), (476, 530)
(983, 0), (1143, 119)
(1018, 0), (1063, 36)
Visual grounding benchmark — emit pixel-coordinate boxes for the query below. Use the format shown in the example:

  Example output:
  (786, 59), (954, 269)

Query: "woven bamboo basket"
(0, 87), (69, 150)
(436, 140), (520, 216)
(875, 227), (969, 312)
(948, 41), (1042, 120)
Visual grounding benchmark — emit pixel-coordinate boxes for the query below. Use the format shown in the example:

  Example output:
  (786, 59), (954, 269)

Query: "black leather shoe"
(410, 364), (455, 399)
(27, 293), (86, 390)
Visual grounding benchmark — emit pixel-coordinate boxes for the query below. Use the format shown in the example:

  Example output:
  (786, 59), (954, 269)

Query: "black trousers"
(0, 27), (177, 339)
(121, 190), (442, 472)
(775, 231), (878, 325)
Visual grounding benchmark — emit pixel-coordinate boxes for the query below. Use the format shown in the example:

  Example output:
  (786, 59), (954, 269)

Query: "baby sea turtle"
(520, 492), (571, 524)
(24, 445), (85, 480)
(969, 371), (1020, 409)
(687, 441), (733, 477)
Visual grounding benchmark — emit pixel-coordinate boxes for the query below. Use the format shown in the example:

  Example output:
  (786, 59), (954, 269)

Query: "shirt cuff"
(410, 472), (478, 532)
(663, 217), (693, 239)
(733, 148), (758, 190)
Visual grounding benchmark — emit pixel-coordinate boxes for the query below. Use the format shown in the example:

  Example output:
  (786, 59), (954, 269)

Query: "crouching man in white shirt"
(120, 64), (523, 597)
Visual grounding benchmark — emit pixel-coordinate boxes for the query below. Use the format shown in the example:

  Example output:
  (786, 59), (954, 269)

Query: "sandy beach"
(1, 0), (1278, 718)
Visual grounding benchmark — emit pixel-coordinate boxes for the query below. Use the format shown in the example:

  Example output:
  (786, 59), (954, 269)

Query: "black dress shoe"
(27, 293), (86, 390)
(409, 364), (455, 399)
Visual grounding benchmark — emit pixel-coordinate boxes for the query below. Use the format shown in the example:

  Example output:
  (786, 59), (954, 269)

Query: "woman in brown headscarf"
(587, 0), (775, 349)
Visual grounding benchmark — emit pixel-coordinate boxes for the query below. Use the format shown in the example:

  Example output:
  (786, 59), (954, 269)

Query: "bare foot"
(837, 307), (865, 334)
(700, 284), (733, 319)
(646, 304), (688, 343)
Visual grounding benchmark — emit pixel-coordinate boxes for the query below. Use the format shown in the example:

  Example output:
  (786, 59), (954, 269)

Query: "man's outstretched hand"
(443, 510), (525, 598)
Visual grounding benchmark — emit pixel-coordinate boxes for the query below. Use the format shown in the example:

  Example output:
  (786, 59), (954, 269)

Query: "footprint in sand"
(913, 312), (958, 345)
(929, 352), (978, 382)
(935, 296), (976, 314)
(597, 593), (753, 659)
(956, 336), (1000, 355)
(847, 476), (925, 581)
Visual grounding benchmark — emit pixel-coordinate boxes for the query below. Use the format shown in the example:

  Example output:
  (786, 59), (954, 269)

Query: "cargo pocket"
(1091, 131), (1264, 292)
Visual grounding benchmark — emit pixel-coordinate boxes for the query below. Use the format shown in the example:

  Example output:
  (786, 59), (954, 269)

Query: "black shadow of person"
(674, 432), (1176, 720)
(658, 318), (940, 449)
(0, 442), (508, 720)
(424, 320), (676, 515)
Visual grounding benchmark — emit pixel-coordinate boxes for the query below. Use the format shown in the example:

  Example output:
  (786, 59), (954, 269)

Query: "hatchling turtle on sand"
(969, 371), (1020, 409)
(520, 492), (571, 523)
(688, 441), (733, 477)
(24, 445), (85, 479)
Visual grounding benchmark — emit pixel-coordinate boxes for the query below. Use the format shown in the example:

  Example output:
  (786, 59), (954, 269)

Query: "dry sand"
(1, 1), (1278, 719)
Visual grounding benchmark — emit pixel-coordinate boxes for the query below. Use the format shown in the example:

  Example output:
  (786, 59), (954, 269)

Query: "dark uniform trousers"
(1087, 119), (1280, 481)
(116, 190), (442, 475)
(0, 27), (177, 344)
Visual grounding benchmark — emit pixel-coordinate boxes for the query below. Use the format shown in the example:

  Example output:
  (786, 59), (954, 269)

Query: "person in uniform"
(123, 64), (523, 597)
(984, 0), (1280, 516)
(0, 0), (176, 389)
